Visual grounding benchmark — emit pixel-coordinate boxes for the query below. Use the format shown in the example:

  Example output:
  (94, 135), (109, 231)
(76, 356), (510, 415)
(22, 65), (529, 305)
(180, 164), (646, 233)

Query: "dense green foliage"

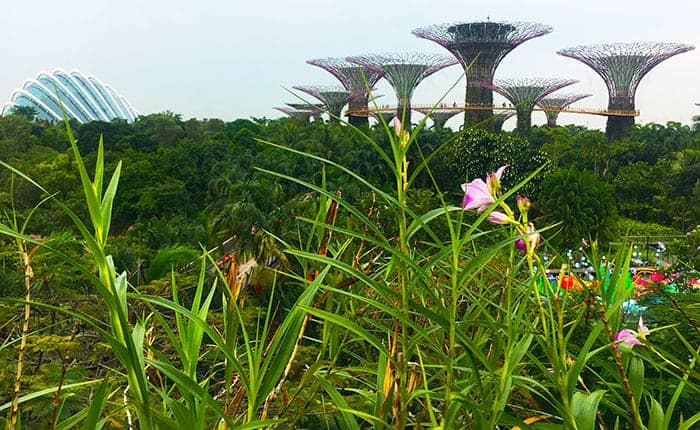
(0, 112), (698, 428)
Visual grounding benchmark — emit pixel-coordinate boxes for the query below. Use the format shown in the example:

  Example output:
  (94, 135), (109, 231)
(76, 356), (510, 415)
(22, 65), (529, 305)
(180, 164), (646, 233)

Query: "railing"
(345, 103), (640, 117)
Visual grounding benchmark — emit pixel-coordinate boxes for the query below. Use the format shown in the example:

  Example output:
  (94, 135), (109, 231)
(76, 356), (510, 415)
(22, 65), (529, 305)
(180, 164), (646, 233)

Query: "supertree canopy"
(347, 52), (457, 125)
(286, 102), (326, 117)
(491, 111), (516, 132)
(558, 42), (694, 140)
(413, 107), (462, 128)
(307, 57), (385, 126)
(274, 106), (316, 122)
(292, 85), (350, 123)
(480, 78), (577, 136)
(372, 110), (396, 124)
(412, 21), (552, 127)
(537, 93), (591, 127)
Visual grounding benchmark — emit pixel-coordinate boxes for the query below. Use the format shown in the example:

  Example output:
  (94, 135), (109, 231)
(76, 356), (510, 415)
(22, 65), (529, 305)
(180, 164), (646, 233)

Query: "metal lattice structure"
(537, 93), (592, 127)
(307, 57), (385, 126)
(292, 85), (351, 123)
(285, 102), (326, 118)
(372, 110), (396, 124)
(413, 107), (462, 128)
(558, 42), (694, 140)
(274, 107), (316, 122)
(491, 111), (516, 132)
(412, 21), (552, 126)
(1, 68), (138, 123)
(347, 52), (457, 125)
(480, 78), (578, 136)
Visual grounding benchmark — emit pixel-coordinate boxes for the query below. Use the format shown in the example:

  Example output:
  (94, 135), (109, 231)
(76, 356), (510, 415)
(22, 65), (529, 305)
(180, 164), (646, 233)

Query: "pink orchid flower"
(515, 222), (540, 253)
(461, 165), (508, 213)
(615, 317), (650, 346)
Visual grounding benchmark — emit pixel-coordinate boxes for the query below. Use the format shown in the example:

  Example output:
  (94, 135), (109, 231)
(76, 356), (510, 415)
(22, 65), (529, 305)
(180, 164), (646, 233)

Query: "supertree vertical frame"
(537, 93), (591, 127)
(413, 107), (462, 128)
(557, 42), (694, 141)
(479, 78), (578, 137)
(307, 58), (385, 127)
(274, 107), (316, 122)
(347, 53), (457, 126)
(292, 85), (351, 123)
(412, 21), (552, 128)
(491, 111), (516, 132)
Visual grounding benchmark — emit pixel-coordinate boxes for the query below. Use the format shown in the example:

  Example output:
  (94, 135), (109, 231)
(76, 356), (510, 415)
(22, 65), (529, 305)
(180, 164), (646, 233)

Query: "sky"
(2, 0), (699, 131)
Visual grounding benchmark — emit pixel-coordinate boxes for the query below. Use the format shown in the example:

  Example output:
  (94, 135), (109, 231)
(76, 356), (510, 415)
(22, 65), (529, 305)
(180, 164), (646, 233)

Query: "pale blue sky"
(2, 0), (698, 130)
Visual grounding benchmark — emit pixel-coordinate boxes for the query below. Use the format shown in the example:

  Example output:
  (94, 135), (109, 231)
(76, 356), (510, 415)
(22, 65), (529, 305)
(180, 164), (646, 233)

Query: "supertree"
(274, 107), (315, 122)
(479, 78), (577, 136)
(491, 111), (516, 132)
(537, 93), (592, 127)
(372, 110), (396, 124)
(558, 42), (694, 141)
(307, 57), (385, 127)
(412, 21), (552, 127)
(413, 107), (462, 128)
(292, 85), (351, 123)
(347, 52), (457, 126)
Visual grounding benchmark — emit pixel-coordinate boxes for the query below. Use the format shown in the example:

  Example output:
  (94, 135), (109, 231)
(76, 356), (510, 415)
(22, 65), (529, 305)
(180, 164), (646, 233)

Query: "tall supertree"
(412, 21), (552, 127)
(274, 107), (315, 122)
(492, 111), (516, 132)
(292, 85), (350, 123)
(306, 58), (385, 127)
(537, 93), (591, 127)
(479, 78), (577, 136)
(347, 53), (457, 126)
(558, 42), (694, 141)
(413, 107), (462, 128)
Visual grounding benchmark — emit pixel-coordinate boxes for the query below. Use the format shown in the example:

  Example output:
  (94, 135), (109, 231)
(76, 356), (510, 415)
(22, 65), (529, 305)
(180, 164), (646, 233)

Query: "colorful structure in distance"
(347, 52), (457, 126)
(491, 111), (516, 132)
(479, 78), (578, 136)
(537, 93), (592, 127)
(558, 42), (695, 141)
(274, 106), (317, 122)
(412, 21), (552, 128)
(1, 68), (138, 123)
(306, 58), (385, 127)
(292, 85), (350, 123)
(413, 107), (463, 128)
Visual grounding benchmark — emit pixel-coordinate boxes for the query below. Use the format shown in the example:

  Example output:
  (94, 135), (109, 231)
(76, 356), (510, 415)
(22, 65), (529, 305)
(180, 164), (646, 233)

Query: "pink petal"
(615, 329), (642, 345)
(515, 239), (526, 252)
(462, 179), (494, 211)
(487, 211), (511, 225)
(495, 165), (508, 180)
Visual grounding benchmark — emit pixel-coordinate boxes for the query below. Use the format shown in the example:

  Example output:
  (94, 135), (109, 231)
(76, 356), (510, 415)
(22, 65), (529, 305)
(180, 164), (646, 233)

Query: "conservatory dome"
(1, 68), (138, 123)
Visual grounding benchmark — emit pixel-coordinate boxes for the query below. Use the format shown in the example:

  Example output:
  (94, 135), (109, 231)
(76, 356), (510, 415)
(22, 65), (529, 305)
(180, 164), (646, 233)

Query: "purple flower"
(461, 178), (493, 212)
(515, 223), (540, 253)
(615, 329), (642, 346)
(461, 165), (508, 213)
(615, 317), (649, 347)
(487, 211), (512, 225)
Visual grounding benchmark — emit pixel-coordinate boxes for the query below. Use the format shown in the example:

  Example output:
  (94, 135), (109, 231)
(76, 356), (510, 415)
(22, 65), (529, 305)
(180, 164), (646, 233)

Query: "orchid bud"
(516, 195), (531, 213)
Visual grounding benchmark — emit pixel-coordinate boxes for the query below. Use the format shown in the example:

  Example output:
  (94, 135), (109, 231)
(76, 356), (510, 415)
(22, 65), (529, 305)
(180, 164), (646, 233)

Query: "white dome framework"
(1, 68), (138, 123)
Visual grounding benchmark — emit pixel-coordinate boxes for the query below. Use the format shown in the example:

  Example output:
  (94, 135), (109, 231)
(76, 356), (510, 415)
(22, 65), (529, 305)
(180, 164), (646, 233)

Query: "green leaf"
(647, 395), (664, 430)
(628, 356), (644, 406)
(572, 390), (606, 430)
(315, 376), (361, 430)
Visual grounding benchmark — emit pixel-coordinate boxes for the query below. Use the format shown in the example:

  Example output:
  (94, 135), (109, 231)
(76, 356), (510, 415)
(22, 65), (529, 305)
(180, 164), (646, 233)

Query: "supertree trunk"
(465, 83), (494, 130)
(606, 101), (635, 141)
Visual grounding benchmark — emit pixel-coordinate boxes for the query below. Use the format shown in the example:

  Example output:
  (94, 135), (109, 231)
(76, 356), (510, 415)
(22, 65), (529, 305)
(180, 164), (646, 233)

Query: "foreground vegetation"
(0, 110), (698, 428)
